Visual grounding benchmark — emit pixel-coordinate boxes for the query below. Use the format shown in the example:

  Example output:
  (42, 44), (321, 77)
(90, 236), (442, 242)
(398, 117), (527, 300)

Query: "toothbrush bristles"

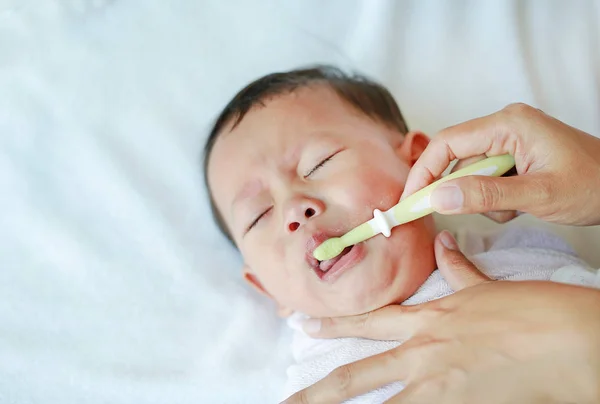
(313, 237), (346, 261)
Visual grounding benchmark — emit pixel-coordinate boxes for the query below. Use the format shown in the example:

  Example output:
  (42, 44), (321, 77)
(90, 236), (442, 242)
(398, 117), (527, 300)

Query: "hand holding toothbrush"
(402, 102), (600, 226)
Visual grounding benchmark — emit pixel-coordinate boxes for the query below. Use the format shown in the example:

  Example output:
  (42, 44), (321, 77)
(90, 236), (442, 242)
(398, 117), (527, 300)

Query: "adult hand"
(281, 231), (600, 404)
(402, 103), (600, 225)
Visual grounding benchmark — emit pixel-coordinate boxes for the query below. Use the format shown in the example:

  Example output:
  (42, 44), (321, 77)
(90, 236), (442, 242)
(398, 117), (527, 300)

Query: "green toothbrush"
(313, 154), (516, 261)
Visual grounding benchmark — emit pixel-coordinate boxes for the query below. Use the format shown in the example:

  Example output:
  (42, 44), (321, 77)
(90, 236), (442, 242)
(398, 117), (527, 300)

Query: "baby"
(203, 66), (598, 402)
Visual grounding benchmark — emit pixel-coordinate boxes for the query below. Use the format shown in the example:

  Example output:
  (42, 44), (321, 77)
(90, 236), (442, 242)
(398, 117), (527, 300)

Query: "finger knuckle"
(414, 378), (436, 396)
(404, 375), (446, 401)
(475, 178), (502, 210)
(395, 345), (427, 378)
(503, 102), (532, 116)
(535, 177), (554, 204)
(446, 365), (469, 385)
(420, 374), (450, 396)
(384, 345), (405, 365)
(404, 335), (440, 357)
(292, 391), (310, 404)
(522, 176), (556, 219)
(354, 312), (372, 331)
(331, 365), (353, 394)
(429, 135), (455, 160)
(443, 251), (469, 270)
(426, 301), (451, 319)
(431, 132), (449, 145)
(486, 211), (517, 223)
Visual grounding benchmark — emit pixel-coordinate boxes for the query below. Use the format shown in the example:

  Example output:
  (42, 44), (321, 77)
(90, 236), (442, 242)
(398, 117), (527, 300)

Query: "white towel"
(283, 227), (599, 403)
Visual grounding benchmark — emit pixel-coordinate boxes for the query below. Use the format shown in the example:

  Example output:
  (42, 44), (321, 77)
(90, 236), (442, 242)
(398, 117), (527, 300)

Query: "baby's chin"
(335, 271), (425, 316)
(297, 262), (427, 318)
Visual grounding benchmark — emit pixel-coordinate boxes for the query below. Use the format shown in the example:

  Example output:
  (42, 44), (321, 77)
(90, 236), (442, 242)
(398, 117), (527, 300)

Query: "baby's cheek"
(245, 243), (283, 287)
(349, 171), (405, 212)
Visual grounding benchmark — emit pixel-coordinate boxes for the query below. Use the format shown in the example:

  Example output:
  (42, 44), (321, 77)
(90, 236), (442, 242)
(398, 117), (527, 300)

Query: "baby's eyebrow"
(230, 179), (265, 216)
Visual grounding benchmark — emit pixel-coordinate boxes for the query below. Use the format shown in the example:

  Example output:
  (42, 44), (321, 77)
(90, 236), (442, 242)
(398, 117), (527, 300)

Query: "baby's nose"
(285, 198), (324, 233)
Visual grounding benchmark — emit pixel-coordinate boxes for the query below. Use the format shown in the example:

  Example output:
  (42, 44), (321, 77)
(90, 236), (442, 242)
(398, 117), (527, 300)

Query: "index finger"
(281, 348), (407, 404)
(304, 305), (423, 341)
(401, 109), (517, 199)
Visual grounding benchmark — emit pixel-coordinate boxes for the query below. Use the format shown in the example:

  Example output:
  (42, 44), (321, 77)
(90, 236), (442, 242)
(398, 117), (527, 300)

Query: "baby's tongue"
(319, 246), (352, 272)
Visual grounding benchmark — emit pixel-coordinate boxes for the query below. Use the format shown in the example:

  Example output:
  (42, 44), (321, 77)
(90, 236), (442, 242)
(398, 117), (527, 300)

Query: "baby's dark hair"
(203, 65), (409, 245)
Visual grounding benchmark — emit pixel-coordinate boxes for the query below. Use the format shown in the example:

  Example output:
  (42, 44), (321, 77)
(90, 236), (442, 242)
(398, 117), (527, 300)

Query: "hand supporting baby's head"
(204, 66), (436, 317)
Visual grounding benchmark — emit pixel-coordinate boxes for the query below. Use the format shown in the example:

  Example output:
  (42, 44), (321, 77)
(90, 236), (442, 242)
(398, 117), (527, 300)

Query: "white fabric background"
(1, 1), (599, 403)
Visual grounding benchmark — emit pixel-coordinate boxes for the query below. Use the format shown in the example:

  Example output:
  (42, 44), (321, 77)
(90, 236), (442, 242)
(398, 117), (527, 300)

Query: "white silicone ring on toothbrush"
(371, 209), (393, 237)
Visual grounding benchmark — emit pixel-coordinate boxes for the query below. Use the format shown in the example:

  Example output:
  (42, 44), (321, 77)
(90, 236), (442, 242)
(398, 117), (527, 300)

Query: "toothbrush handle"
(340, 222), (376, 246)
(392, 154), (516, 223)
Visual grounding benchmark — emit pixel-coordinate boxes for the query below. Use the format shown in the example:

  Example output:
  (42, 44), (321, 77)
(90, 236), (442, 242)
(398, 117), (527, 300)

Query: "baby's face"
(208, 86), (436, 317)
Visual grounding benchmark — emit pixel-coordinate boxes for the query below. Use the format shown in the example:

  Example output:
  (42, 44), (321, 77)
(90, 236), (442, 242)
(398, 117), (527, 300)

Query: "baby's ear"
(397, 131), (430, 166)
(243, 264), (271, 298)
(242, 265), (294, 317)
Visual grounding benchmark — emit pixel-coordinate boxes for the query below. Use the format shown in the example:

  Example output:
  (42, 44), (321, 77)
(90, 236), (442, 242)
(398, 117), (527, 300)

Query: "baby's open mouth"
(306, 232), (367, 282)
(318, 246), (353, 272)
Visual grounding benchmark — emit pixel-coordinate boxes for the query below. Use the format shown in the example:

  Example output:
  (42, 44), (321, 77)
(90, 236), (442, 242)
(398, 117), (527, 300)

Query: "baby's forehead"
(237, 85), (355, 128)
(212, 88), (349, 155)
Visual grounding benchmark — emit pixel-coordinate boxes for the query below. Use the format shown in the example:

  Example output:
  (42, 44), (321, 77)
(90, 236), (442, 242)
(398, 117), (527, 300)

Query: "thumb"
(430, 174), (542, 215)
(434, 230), (491, 291)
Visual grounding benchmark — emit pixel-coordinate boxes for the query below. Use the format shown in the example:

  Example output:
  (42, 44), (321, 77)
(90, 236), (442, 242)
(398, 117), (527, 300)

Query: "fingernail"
(438, 230), (458, 250)
(302, 319), (321, 334)
(431, 185), (464, 211)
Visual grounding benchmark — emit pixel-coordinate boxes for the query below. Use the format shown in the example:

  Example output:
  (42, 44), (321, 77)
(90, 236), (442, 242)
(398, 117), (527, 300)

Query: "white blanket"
(1, 1), (599, 403)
